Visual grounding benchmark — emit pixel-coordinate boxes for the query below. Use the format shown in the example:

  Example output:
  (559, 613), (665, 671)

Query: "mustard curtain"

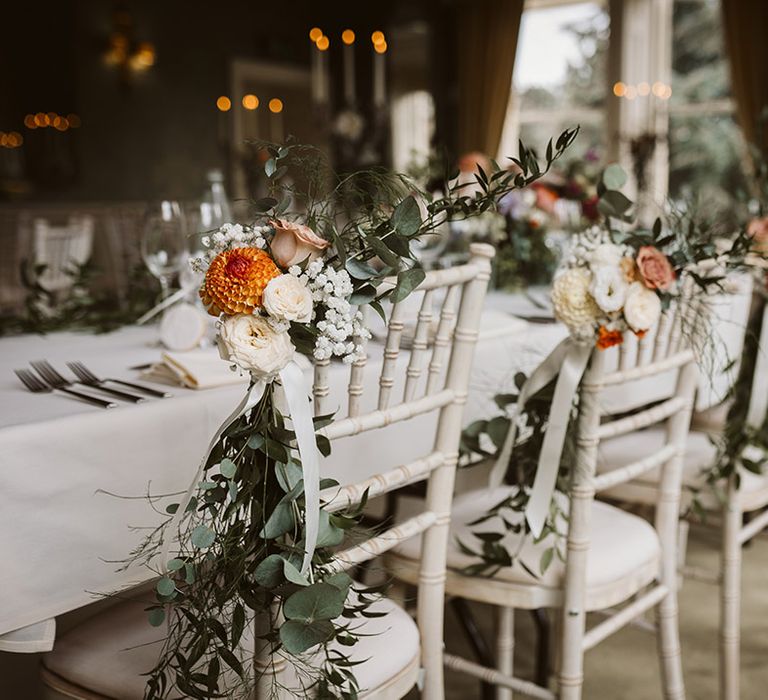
(722, 0), (768, 153)
(456, 0), (525, 158)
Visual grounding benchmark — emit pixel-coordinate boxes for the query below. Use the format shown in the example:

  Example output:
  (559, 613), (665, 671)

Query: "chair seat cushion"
(43, 587), (419, 699)
(597, 427), (768, 509)
(391, 488), (660, 609)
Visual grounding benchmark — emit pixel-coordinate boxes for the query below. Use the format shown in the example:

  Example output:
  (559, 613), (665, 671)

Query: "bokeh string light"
(613, 81), (672, 100)
(0, 131), (24, 148)
(21, 112), (81, 132)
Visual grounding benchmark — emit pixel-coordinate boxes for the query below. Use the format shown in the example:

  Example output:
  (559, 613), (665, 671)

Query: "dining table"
(0, 282), (747, 654)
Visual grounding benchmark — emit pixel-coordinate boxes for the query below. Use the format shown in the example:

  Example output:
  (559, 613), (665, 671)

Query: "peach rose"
(269, 219), (330, 269)
(636, 246), (675, 291)
(748, 217), (768, 254)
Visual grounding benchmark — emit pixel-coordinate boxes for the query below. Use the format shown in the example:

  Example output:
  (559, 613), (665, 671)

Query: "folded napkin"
(142, 350), (249, 389)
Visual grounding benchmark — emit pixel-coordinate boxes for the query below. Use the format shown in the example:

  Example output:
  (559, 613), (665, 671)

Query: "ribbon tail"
(525, 342), (592, 538)
(160, 379), (266, 569)
(489, 339), (574, 489)
(280, 361), (321, 575)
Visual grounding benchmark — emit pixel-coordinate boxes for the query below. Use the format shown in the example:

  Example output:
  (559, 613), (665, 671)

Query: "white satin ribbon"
(160, 359), (321, 576)
(279, 361), (321, 574)
(490, 338), (592, 538)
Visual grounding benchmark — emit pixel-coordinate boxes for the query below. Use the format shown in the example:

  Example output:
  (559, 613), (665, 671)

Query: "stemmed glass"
(141, 200), (189, 301)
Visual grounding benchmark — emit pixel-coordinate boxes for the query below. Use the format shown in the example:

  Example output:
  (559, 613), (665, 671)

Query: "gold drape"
(456, 0), (524, 158)
(722, 0), (768, 152)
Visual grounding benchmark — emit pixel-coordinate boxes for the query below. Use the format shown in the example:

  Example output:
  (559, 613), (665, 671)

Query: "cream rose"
(551, 268), (599, 333)
(217, 314), (294, 380)
(270, 219), (330, 269)
(590, 265), (628, 313)
(623, 282), (661, 332)
(263, 274), (313, 323)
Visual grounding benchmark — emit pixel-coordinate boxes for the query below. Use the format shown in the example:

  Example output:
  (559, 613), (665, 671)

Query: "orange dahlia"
(200, 247), (281, 316)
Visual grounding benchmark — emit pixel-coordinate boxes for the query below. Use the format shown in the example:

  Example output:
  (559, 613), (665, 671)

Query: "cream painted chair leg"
(720, 475), (741, 700)
(655, 586), (685, 700)
(495, 606), (515, 700)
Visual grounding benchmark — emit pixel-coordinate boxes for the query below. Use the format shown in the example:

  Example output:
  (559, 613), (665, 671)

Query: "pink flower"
(636, 246), (676, 291)
(748, 217), (768, 254)
(269, 219), (330, 268)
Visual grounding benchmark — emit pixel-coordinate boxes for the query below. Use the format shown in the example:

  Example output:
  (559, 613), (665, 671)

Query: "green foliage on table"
(0, 261), (156, 337)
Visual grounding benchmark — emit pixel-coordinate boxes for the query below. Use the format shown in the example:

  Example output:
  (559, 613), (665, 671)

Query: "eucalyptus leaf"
(316, 509), (344, 548)
(391, 267), (426, 304)
(259, 501), (295, 539)
(191, 525), (216, 549)
(283, 558), (310, 586)
(147, 607), (166, 627)
(279, 619), (335, 654)
(247, 434), (265, 450)
(345, 258), (379, 281)
(254, 554), (285, 588)
(276, 461), (303, 492)
(391, 196), (422, 236)
(157, 577), (176, 597)
(219, 459), (237, 479)
(284, 583), (346, 622)
(367, 235), (401, 267)
(167, 558), (185, 572)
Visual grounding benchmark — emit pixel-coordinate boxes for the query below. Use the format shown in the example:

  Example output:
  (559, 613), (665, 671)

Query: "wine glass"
(141, 200), (189, 301)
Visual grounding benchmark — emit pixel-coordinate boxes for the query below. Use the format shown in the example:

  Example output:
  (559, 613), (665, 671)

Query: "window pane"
(515, 2), (609, 112)
(669, 0), (747, 220)
(672, 0), (730, 103)
(669, 113), (747, 221)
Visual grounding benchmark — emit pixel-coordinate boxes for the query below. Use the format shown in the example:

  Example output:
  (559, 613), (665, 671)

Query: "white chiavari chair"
(589, 272), (765, 700)
(384, 306), (699, 700)
(40, 243), (495, 700)
(33, 215), (95, 296)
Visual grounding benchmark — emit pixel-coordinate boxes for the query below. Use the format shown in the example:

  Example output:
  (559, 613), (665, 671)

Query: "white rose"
(217, 314), (294, 380)
(263, 274), (313, 323)
(623, 282), (662, 332)
(590, 243), (624, 268)
(590, 265), (628, 313)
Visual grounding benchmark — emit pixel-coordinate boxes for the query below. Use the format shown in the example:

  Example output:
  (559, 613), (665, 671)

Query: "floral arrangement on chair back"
(124, 132), (579, 699)
(462, 162), (755, 575)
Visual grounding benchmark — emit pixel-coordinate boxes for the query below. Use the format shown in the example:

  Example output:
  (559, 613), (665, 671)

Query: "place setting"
(1, 3), (768, 700)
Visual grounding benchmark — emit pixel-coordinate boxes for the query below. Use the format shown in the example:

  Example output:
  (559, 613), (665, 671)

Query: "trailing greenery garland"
(0, 262), (157, 337)
(125, 130), (581, 700)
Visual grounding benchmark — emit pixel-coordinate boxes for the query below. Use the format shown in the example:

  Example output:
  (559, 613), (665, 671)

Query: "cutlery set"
(14, 360), (170, 409)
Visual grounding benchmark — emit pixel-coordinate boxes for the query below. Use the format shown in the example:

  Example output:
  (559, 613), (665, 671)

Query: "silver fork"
(15, 369), (117, 409)
(67, 361), (171, 398)
(31, 360), (145, 404)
